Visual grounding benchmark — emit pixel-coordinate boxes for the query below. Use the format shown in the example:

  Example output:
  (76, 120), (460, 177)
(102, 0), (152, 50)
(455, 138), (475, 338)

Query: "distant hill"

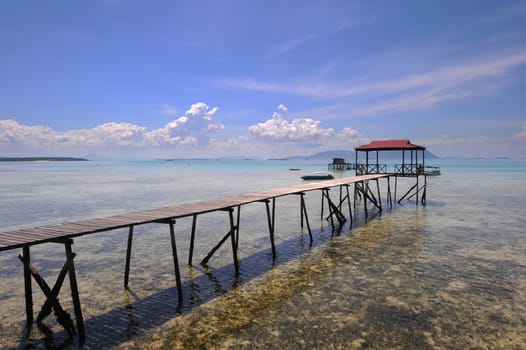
(299, 150), (356, 160)
(292, 149), (439, 160)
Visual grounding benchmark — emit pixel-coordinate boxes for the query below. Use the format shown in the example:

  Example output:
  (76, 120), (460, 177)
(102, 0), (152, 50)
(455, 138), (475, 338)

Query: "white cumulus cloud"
(146, 102), (224, 146)
(0, 102), (224, 155)
(0, 119), (54, 147)
(249, 104), (334, 144)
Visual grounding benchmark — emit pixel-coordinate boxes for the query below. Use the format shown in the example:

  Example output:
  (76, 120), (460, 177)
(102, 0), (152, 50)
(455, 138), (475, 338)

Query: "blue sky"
(1, 0), (526, 158)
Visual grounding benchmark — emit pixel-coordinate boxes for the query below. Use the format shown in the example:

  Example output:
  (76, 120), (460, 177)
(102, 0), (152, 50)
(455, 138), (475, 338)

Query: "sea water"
(0, 158), (525, 349)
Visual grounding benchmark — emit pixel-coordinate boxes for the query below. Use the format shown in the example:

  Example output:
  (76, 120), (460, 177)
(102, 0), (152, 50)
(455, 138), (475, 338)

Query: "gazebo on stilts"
(354, 139), (428, 205)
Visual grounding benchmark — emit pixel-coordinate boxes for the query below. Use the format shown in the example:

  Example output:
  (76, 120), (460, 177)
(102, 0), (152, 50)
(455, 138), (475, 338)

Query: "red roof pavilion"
(354, 139), (426, 176)
(355, 139), (425, 151)
(354, 139), (431, 205)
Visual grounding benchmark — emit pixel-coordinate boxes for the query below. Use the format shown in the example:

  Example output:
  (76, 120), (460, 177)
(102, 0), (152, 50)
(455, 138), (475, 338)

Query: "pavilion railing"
(356, 163), (387, 175)
(394, 164), (424, 176)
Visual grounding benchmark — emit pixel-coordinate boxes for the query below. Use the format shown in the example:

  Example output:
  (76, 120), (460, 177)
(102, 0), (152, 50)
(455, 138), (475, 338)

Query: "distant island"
(0, 157), (89, 162)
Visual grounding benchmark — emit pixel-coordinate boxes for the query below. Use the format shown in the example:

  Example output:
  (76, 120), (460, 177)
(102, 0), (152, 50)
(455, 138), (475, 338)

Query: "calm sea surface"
(0, 158), (525, 349)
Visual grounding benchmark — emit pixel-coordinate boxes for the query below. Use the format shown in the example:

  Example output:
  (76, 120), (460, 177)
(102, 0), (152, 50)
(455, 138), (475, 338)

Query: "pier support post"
(263, 198), (277, 257)
(338, 184), (353, 224)
(422, 175), (427, 204)
(188, 215), (197, 265)
(124, 225), (134, 288)
(235, 205), (241, 250)
(168, 220), (183, 303)
(65, 240), (85, 345)
(415, 170), (420, 205)
(22, 246), (33, 329)
(376, 179), (382, 210)
(298, 192), (312, 242)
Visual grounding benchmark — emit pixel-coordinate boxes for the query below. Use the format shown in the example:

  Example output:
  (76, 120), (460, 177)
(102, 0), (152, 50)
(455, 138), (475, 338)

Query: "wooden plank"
(6, 229), (62, 241)
(0, 230), (51, 241)
(0, 233), (29, 245)
(77, 218), (130, 228)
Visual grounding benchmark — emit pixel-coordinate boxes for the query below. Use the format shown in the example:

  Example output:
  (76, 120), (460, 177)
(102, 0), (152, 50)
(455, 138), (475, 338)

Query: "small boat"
(301, 172), (334, 180)
(424, 166), (441, 176)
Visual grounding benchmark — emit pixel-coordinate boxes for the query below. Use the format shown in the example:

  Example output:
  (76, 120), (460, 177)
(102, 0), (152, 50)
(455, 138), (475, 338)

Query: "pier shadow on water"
(14, 212), (382, 350)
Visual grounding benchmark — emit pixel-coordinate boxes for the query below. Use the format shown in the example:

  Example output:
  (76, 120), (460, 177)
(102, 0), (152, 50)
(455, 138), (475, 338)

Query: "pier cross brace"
(19, 239), (85, 346)
(200, 208), (240, 275)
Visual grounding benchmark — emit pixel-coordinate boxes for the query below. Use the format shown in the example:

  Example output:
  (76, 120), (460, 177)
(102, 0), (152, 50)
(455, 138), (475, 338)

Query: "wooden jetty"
(0, 173), (390, 346)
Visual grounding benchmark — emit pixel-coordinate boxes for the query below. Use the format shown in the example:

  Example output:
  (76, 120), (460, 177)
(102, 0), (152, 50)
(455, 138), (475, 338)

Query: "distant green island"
(0, 157), (89, 162)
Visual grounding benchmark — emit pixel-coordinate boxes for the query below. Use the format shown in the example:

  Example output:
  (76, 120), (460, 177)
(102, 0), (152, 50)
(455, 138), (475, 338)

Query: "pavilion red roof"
(355, 139), (425, 151)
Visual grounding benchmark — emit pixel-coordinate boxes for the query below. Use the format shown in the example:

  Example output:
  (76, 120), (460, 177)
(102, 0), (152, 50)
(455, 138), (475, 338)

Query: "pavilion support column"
(387, 176), (393, 208)
(422, 175), (427, 204)
(394, 175), (398, 202)
(417, 175), (420, 206)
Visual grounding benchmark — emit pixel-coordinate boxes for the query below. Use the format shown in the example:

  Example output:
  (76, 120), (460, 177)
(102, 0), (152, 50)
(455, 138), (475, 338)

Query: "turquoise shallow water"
(1, 158), (525, 349)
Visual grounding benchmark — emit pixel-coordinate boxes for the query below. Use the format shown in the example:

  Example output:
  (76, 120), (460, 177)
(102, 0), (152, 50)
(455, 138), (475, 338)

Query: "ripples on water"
(0, 159), (525, 349)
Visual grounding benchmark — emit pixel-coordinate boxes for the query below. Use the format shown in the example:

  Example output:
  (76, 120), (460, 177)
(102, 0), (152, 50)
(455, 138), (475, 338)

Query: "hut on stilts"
(354, 139), (428, 204)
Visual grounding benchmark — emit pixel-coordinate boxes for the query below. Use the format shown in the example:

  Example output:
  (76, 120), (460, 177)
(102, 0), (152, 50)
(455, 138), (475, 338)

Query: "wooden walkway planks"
(0, 174), (388, 252)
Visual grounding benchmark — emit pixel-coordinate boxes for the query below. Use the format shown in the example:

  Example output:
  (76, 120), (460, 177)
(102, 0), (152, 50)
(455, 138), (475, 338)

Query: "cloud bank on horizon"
(0, 103), (367, 158)
(1, 1), (526, 158)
